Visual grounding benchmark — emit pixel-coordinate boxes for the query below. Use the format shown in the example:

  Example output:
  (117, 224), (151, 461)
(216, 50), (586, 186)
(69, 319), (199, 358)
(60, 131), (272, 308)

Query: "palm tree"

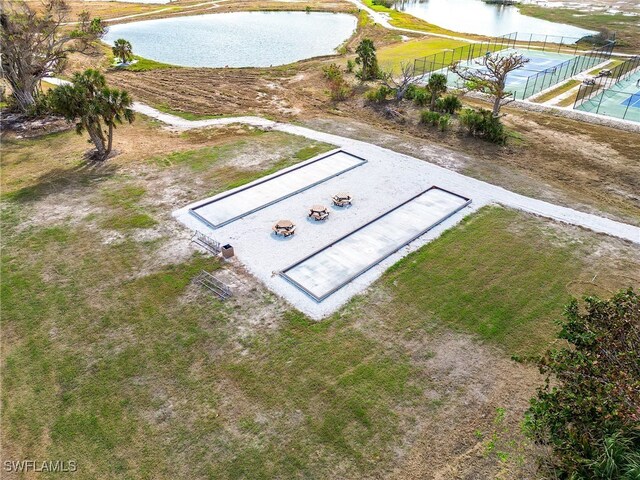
(112, 38), (133, 64)
(49, 69), (135, 160)
(100, 88), (135, 154)
(355, 38), (379, 81)
(426, 73), (448, 111)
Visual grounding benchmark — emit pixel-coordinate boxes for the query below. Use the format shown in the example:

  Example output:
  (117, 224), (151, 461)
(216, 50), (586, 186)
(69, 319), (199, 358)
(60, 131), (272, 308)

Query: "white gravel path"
(139, 103), (640, 318)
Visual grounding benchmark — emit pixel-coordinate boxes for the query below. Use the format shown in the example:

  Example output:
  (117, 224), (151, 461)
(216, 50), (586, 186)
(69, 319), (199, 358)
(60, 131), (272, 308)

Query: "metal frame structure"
(188, 149), (367, 229)
(521, 40), (615, 99)
(412, 31), (616, 100)
(280, 186), (472, 302)
(573, 55), (640, 121)
(191, 231), (222, 255)
(194, 270), (232, 300)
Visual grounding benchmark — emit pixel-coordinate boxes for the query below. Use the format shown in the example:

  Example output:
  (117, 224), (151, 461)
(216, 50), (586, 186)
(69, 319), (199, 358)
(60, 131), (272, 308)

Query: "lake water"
(104, 12), (357, 68)
(393, 0), (596, 38)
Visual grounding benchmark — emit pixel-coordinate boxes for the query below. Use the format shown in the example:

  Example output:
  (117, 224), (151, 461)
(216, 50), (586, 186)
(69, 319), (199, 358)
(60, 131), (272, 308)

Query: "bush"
(413, 88), (431, 107)
(346, 59), (355, 73)
(525, 289), (640, 479)
(420, 110), (441, 126)
(437, 94), (463, 114)
(459, 108), (507, 144)
(25, 92), (52, 117)
(323, 63), (351, 101)
(323, 63), (343, 82)
(365, 85), (392, 104)
(438, 113), (451, 132)
(372, 0), (393, 7)
(404, 83), (418, 100)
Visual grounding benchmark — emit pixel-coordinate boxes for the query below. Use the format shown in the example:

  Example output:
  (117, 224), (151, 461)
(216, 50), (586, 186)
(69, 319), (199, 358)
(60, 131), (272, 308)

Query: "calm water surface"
(104, 12), (357, 68)
(394, 0), (595, 38)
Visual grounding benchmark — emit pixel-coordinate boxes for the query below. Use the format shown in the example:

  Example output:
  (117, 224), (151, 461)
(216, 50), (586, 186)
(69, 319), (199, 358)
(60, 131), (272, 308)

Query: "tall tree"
(112, 38), (133, 64)
(526, 289), (640, 479)
(49, 69), (135, 160)
(0, 0), (105, 112)
(451, 51), (529, 117)
(425, 73), (448, 111)
(355, 38), (379, 81)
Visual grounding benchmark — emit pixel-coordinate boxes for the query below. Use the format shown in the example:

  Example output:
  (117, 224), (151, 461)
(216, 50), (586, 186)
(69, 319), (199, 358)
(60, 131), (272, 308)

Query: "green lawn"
(378, 37), (468, 71)
(2, 125), (637, 478)
(378, 207), (589, 355)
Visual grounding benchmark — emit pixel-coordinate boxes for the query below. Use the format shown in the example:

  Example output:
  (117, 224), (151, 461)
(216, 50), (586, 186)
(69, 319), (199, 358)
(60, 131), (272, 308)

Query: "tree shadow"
(3, 160), (120, 204)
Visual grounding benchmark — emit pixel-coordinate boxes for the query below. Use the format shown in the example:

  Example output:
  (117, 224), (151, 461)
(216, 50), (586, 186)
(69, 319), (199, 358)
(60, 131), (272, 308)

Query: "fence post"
(595, 90), (604, 114)
(528, 33), (532, 50)
(622, 97), (631, 120)
(532, 73), (539, 96)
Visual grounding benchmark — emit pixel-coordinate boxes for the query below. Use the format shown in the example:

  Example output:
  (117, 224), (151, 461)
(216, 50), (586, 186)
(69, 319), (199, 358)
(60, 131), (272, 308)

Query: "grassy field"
(2, 116), (639, 478)
(116, 56), (175, 73)
(532, 79), (580, 104)
(378, 37), (468, 71)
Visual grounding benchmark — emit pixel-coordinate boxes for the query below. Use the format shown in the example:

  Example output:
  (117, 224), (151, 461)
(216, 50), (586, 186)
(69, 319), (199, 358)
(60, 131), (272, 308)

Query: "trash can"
(221, 244), (234, 259)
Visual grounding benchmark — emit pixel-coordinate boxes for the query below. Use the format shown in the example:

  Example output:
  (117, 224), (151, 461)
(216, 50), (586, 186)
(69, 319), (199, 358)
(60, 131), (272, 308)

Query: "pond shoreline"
(103, 11), (358, 69)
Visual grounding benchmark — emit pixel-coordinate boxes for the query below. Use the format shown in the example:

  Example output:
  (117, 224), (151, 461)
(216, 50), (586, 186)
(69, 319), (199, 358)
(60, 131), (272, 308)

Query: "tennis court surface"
(281, 187), (471, 302)
(438, 48), (578, 98)
(576, 70), (640, 122)
(190, 149), (366, 228)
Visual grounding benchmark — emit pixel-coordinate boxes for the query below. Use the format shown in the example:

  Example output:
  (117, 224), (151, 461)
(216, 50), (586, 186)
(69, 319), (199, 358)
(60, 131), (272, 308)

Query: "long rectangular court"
(435, 48), (585, 99)
(280, 187), (471, 302)
(189, 149), (366, 228)
(576, 70), (640, 122)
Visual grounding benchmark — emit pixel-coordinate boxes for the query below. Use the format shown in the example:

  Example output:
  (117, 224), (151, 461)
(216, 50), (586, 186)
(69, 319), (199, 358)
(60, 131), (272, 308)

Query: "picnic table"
(273, 219), (296, 237)
(308, 204), (329, 221)
(332, 193), (352, 207)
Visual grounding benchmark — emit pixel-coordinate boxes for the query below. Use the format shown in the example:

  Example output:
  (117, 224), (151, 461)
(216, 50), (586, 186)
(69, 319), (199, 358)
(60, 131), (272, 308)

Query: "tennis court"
(576, 70), (640, 122)
(189, 149), (367, 228)
(280, 187), (471, 302)
(441, 48), (577, 98)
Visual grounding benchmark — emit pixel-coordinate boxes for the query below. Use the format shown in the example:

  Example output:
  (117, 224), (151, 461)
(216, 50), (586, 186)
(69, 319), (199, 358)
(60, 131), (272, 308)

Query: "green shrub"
(323, 63), (351, 101)
(346, 59), (355, 73)
(459, 108), (506, 144)
(372, 0), (393, 7)
(438, 114), (451, 132)
(323, 63), (343, 82)
(525, 289), (640, 479)
(420, 110), (441, 126)
(365, 85), (392, 104)
(24, 93), (52, 117)
(404, 83), (418, 100)
(413, 88), (431, 107)
(438, 94), (463, 114)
